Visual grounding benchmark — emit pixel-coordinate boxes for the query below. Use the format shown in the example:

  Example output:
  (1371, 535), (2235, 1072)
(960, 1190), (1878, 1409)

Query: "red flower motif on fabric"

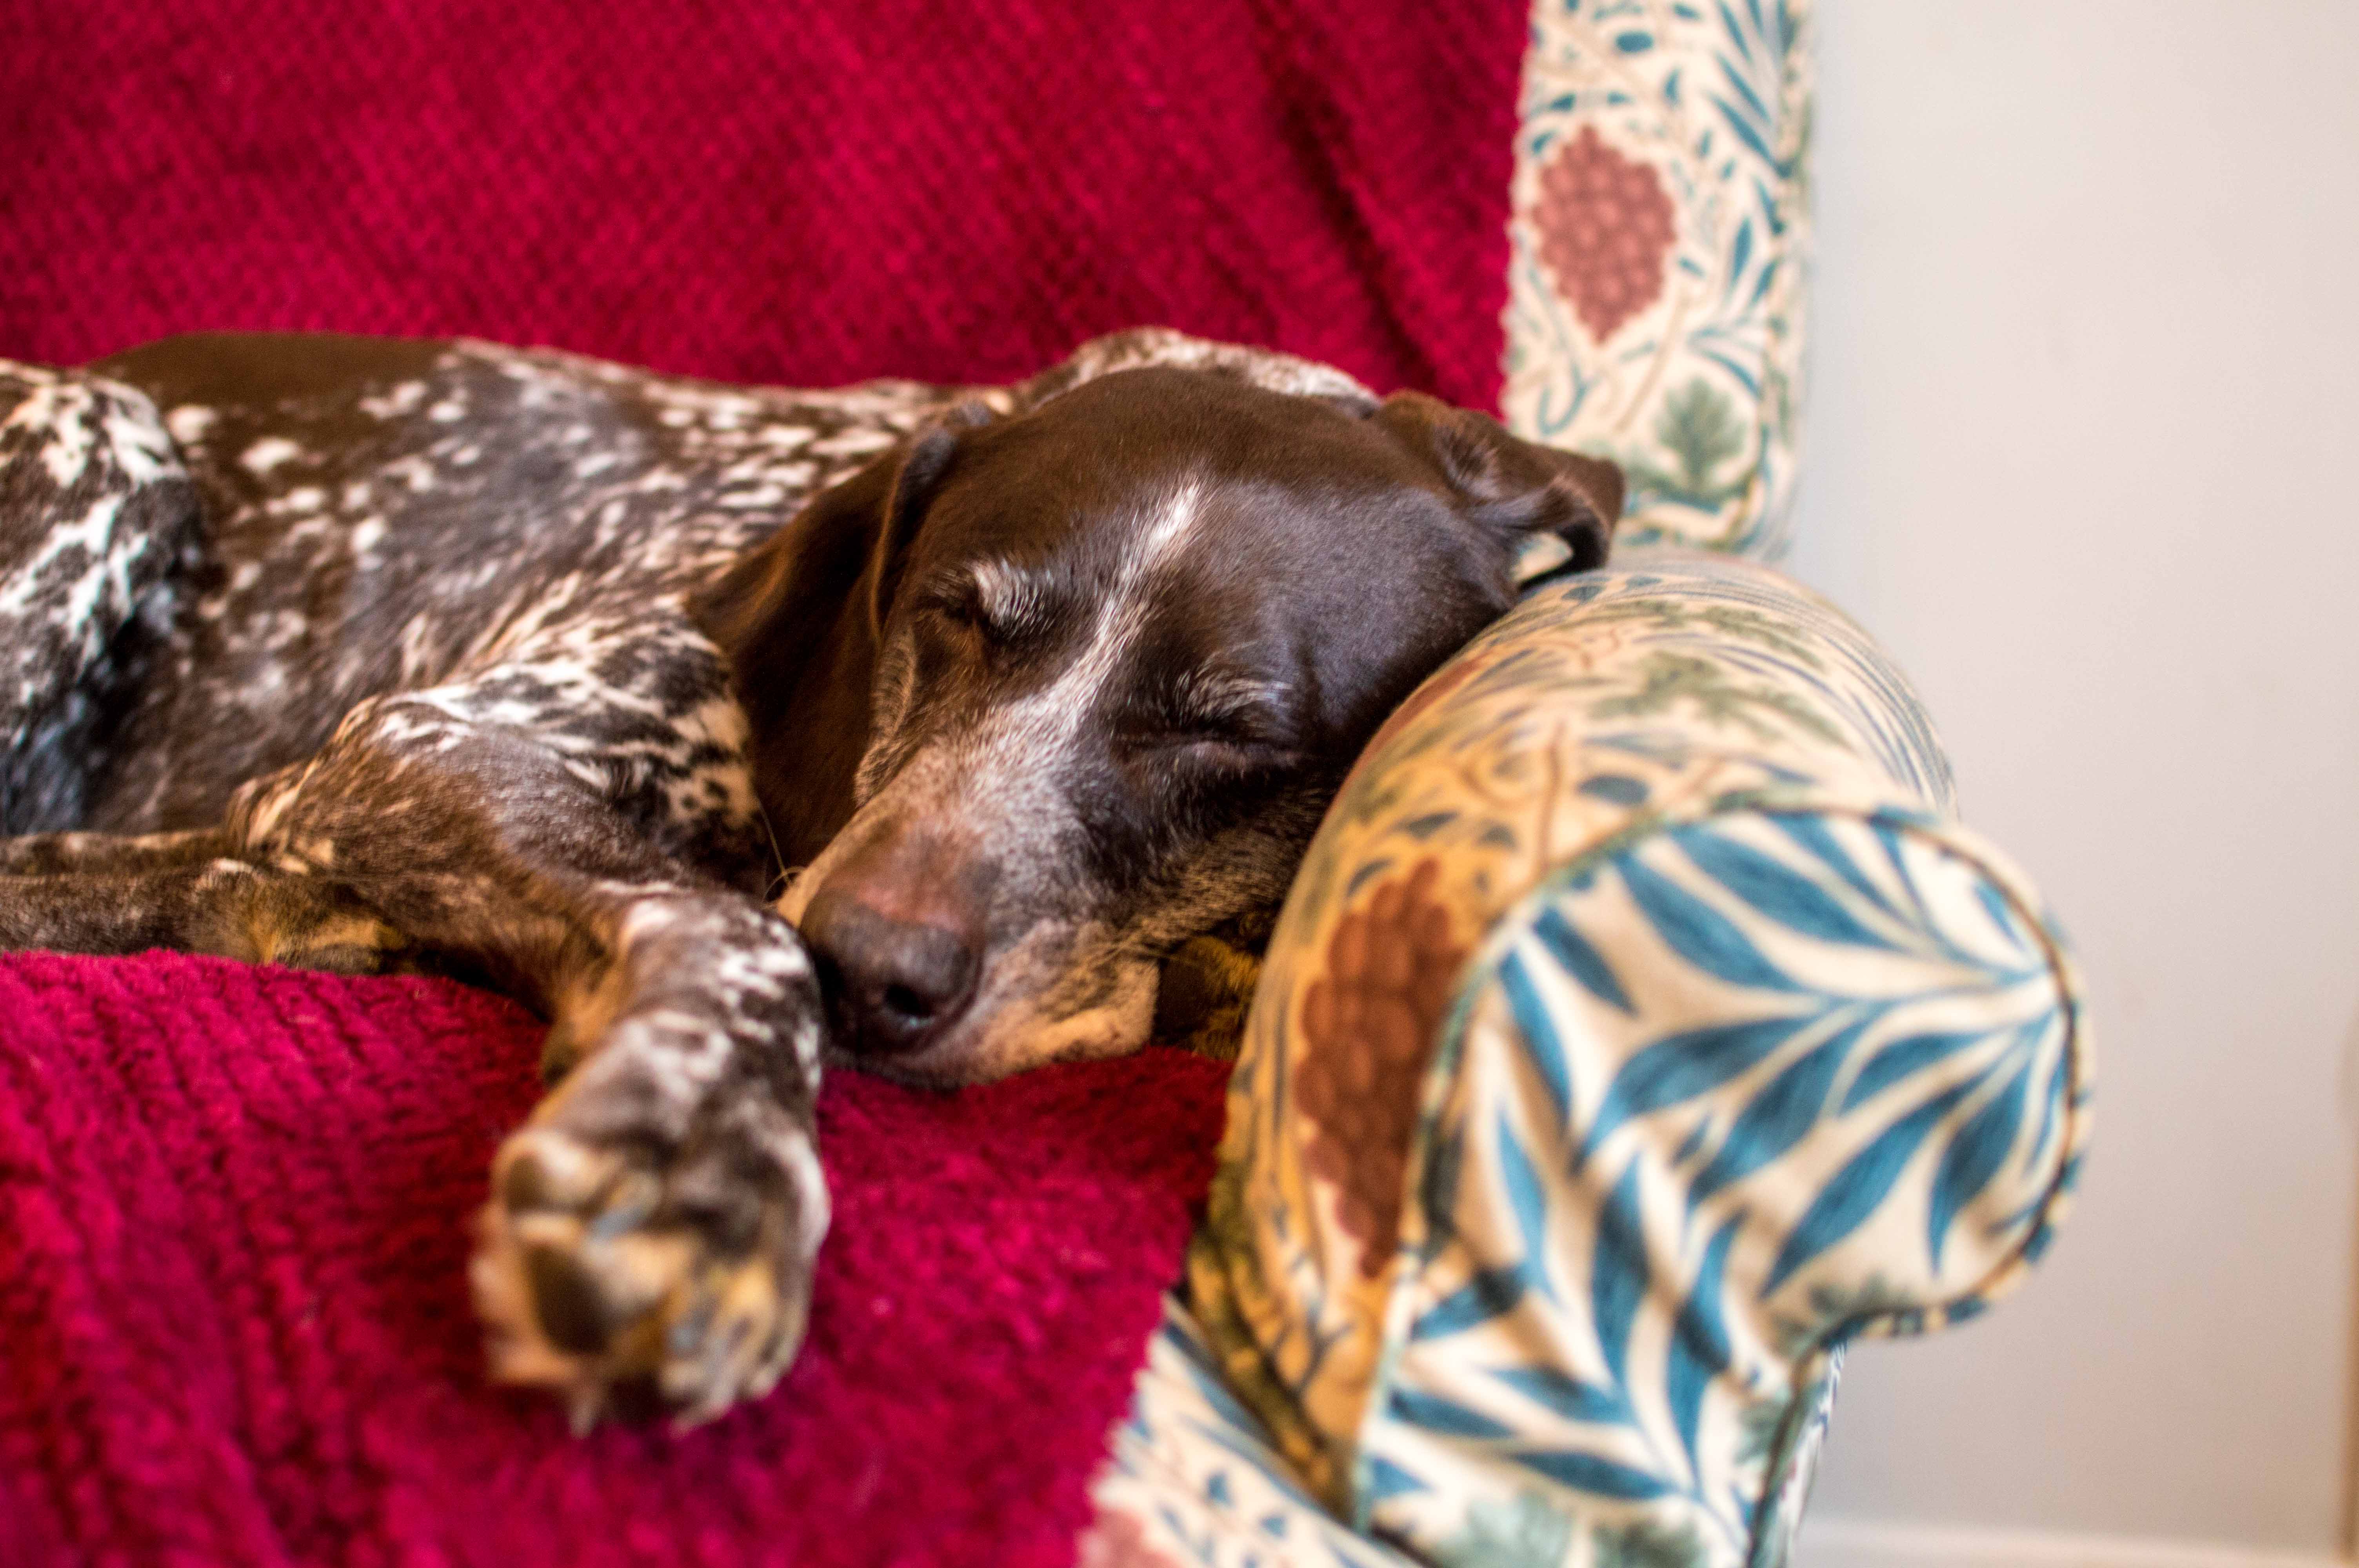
(1295, 860), (1467, 1279)
(1530, 125), (1678, 344)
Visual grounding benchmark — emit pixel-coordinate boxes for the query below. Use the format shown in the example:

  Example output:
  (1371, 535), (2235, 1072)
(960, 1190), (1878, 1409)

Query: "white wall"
(1785, 2), (2359, 1557)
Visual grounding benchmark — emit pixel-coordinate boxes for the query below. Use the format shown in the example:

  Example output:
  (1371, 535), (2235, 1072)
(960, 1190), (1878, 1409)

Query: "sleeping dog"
(0, 328), (1620, 1427)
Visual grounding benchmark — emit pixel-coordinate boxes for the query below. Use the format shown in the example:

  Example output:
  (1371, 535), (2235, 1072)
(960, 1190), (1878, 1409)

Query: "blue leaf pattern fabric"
(1679, 829), (1899, 951)
(1085, 1300), (1428, 1568)
(1665, 1215), (1741, 1472)
(1491, 1365), (1631, 1427)
(1498, 1112), (1557, 1283)
(1927, 1062), (2032, 1270)
(1685, 1022), (1861, 1207)
(1582, 1014), (1816, 1165)
(1154, 553), (2088, 1568)
(1591, 1163), (1651, 1387)
(1534, 906), (1638, 1014)
(1620, 858), (1803, 992)
(1501, 951), (1578, 1122)
(1512, 1450), (1675, 1501)
(1761, 1078), (1978, 1298)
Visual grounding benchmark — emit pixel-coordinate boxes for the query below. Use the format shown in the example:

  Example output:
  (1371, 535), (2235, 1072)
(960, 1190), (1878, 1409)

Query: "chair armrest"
(1185, 550), (2090, 1568)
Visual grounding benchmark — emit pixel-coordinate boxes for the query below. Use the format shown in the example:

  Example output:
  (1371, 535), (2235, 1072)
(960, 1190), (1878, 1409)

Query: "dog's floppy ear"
(696, 401), (991, 659)
(1372, 391), (1625, 572)
(690, 403), (987, 862)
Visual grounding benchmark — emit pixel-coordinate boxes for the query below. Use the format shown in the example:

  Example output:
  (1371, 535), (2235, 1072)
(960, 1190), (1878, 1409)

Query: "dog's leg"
(0, 858), (413, 973)
(476, 889), (826, 1428)
(220, 691), (827, 1428)
(0, 827), (226, 875)
(0, 825), (420, 971)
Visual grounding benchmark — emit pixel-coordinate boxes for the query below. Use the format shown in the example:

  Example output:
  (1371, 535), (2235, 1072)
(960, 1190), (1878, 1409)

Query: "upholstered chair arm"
(1180, 550), (2090, 1568)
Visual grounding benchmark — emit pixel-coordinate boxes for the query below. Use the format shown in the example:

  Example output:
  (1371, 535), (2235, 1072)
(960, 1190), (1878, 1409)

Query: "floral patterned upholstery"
(1085, 5), (2089, 1566)
(1088, 558), (2088, 1568)
(1507, 0), (1811, 557)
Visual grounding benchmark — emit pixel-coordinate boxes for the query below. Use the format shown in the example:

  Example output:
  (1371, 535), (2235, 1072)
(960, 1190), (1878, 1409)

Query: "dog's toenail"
(539, 1030), (585, 1087)
(502, 1137), (600, 1212)
(502, 1151), (562, 1212)
(524, 1240), (616, 1354)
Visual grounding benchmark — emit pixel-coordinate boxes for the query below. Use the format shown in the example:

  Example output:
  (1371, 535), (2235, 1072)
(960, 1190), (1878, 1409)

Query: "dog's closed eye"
(911, 584), (1011, 673)
(1120, 670), (1297, 765)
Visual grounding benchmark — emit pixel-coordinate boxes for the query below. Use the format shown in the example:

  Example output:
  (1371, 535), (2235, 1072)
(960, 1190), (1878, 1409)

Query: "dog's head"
(696, 363), (1621, 1085)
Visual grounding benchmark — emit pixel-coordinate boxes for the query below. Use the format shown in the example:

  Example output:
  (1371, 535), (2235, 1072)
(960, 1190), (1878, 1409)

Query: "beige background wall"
(1784, 1), (2359, 1558)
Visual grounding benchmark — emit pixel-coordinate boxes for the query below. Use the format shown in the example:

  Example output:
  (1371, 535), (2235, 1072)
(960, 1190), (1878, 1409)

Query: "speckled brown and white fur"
(0, 327), (1620, 1428)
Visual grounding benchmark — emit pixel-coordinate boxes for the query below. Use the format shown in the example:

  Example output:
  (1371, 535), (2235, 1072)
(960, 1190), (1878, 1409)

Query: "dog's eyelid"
(913, 573), (1010, 636)
(1124, 678), (1293, 755)
(1169, 669), (1286, 726)
(1158, 730), (1307, 778)
(912, 590), (987, 641)
(1190, 698), (1283, 738)
(965, 559), (1057, 632)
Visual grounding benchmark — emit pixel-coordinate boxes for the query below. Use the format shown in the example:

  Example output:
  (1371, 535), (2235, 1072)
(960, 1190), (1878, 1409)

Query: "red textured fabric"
(0, 952), (1233, 1567)
(0, 0), (1523, 410)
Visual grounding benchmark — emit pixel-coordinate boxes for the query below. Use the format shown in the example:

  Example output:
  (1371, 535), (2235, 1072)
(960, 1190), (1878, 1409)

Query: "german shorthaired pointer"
(0, 328), (1620, 1427)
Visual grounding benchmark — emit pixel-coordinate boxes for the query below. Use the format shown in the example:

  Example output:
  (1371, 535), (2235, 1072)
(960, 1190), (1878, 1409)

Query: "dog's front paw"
(471, 1027), (827, 1430)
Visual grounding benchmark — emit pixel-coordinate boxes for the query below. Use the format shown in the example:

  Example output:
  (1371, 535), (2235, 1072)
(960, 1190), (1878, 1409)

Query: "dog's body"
(0, 328), (1619, 1426)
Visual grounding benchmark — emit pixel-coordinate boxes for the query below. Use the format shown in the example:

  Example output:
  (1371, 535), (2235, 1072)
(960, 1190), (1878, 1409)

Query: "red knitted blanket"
(0, 1), (1523, 1561)
(0, 0), (1519, 408)
(0, 955), (1229, 1566)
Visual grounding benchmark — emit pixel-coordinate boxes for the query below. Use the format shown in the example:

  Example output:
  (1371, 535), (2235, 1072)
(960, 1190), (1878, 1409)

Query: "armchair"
(0, 4), (2085, 1564)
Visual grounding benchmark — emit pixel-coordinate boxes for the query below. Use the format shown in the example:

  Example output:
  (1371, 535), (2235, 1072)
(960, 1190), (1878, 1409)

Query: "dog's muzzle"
(796, 829), (990, 1059)
(800, 890), (979, 1056)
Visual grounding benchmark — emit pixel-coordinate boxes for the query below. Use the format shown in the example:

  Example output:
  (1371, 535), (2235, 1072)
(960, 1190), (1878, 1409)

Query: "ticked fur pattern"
(0, 328), (1386, 1426)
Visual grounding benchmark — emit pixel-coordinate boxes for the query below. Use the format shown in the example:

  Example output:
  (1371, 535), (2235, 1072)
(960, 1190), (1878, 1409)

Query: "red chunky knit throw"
(0, 1), (1525, 1563)
(0, 955), (1236, 1566)
(0, 0), (1521, 408)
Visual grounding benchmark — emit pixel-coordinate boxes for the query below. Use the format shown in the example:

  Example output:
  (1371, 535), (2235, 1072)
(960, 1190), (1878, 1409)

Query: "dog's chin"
(831, 959), (1161, 1090)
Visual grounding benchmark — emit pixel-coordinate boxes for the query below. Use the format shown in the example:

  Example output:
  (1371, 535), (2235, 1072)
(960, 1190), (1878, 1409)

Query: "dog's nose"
(798, 887), (981, 1056)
